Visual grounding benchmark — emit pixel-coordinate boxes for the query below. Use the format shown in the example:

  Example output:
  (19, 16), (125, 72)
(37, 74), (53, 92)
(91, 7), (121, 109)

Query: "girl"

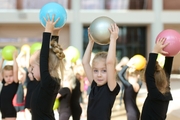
(141, 38), (173, 120)
(56, 68), (76, 120)
(118, 60), (142, 120)
(0, 51), (19, 120)
(29, 15), (65, 120)
(71, 64), (84, 120)
(82, 24), (120, 120)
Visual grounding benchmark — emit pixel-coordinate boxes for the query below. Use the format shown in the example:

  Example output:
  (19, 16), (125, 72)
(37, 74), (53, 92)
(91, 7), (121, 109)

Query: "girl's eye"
(102, 70), (107, 73)
(94, 70), (98, 73)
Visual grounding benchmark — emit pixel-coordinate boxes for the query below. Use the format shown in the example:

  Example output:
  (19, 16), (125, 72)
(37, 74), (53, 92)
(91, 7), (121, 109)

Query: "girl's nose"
(97, 71), (101, 76)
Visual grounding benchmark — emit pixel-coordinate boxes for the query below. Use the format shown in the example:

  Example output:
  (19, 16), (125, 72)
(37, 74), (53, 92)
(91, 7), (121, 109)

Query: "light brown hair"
(30, 40), (65, 84)
(143, 61), (169, 94)
(3, 65), (13, 75)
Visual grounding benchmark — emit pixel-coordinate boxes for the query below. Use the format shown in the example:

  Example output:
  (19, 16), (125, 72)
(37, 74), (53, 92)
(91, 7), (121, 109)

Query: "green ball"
(67, 46), (80, 63)
(53, 99), (60, 110)
(2, 45), (17, 61)
(30, 42), (42, 55)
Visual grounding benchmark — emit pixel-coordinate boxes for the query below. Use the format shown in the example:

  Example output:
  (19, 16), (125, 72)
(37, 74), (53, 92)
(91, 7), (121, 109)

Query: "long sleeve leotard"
(118, 65), (141, 120)
(141, 53), (173, 120)
(30, 33), (60, 120)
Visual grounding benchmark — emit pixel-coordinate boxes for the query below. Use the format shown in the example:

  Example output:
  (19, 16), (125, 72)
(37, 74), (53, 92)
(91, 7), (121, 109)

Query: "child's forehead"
(3, 70), (13, 75)
(92, 60), (106, 68)
(3, 69), (13, 72)
(93, 57), (106, 62)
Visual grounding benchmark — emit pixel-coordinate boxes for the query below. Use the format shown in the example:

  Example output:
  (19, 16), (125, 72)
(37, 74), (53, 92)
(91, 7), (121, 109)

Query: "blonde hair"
(3, 65), (13, 75)
(126, 67), (140, 78)
(143, 61), (169, 94)
(30, 40), (65, 84)
(92, 51), (107, 67)
(3, 65), (13, 71)
(92, 51), (117, 68)
(62, 68), (76, 89)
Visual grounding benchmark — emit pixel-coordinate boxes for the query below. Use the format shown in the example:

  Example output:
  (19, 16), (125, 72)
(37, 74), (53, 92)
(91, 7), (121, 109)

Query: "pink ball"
(156, 29), (180, 56)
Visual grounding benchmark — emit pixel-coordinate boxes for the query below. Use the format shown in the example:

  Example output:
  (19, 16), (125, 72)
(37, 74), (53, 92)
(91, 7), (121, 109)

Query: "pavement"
(111, 78), (180, 120)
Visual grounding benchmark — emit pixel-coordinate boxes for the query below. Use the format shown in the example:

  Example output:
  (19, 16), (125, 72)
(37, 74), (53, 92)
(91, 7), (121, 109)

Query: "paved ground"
(111, 78), (180, 120)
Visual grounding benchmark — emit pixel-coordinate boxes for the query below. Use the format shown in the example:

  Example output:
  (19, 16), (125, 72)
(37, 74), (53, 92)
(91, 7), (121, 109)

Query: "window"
(83, 26), (146, 61)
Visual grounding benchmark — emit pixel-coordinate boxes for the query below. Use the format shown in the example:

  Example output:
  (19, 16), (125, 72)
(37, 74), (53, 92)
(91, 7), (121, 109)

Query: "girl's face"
(3, 70), (14, 84)
(30, 51), (40, 81)
(30, 62), (40, 81)
(92, 59), (107, 86)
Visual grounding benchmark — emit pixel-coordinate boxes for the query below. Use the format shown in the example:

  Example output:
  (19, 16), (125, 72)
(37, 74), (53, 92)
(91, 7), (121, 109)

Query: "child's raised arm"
(82, 28), (94, 84)
(107, 23), (119, 91)
(0, 58), (4, 81)
(13, 50), (18, 83)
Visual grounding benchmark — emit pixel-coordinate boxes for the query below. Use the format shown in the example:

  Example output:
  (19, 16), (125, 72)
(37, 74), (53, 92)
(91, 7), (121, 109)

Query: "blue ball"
(39, 2), (67, 28)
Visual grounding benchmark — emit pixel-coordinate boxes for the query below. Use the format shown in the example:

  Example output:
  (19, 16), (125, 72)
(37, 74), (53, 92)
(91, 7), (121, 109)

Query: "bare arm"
(82, 28), (94, 84)
(56, 93), (61, 99)
(0, 58), (4, 81)
(13, 50), (19, 83)
(25, 48), (30, 68)
(107, 24), (119, 91)
(18, 67), (26, 83)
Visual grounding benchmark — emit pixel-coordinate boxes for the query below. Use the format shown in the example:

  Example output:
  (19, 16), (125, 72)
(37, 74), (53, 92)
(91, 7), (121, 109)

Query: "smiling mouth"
(97, 79), (103, 81)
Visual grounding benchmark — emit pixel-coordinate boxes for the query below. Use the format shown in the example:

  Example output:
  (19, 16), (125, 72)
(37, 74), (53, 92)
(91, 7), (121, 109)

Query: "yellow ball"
(53, 99), (60, 110)
(157, 53), (165, 67)
(21, 44), (30, 53)
(130, 54), (146, 70)
(65, 46), (80, 63)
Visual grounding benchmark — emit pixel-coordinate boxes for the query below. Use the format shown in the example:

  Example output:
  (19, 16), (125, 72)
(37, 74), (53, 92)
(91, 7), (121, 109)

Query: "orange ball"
(130, 54), (146, 70)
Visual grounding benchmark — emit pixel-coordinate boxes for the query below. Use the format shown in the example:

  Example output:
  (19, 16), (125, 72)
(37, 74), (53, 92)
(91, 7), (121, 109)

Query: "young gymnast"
(118, 60), (142, 120)
(116, 56), (129, 105)
(0, 51), (19, 120)
(82, 23), (120, 120)
(70, 64), (84, 120)
(141, 38), (174, 120)
(29, 15), (65, 120)
(56, 68), (76, 120)
(24, 66), (39, 120)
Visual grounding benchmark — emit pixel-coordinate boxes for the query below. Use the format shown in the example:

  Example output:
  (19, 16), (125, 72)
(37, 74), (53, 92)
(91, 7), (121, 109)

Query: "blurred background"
(0, 0), (180, 119)
(0, 0), (180, 73)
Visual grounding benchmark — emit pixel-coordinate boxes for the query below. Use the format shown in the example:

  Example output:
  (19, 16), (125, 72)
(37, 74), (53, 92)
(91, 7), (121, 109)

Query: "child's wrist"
(151, 50), (158, 53)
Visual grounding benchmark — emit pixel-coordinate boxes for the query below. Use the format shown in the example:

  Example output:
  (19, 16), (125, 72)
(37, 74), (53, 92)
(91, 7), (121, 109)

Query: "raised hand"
(88, 28), (95, 43)
(13, 50), (18, 60)
(109, 23), (119, 41)
(44, 14), (60, 33)
(152, 38), (169, 54)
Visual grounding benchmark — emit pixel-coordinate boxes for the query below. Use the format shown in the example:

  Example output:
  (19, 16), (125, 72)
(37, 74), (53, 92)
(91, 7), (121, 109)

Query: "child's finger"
(47, 14), (50, 21)
(161, 51), (168, 55)
(43, 17), (47, 22)
(55, 17), (60, 24)
(163, 42), (169, 47)
(52, 14), (55, 22)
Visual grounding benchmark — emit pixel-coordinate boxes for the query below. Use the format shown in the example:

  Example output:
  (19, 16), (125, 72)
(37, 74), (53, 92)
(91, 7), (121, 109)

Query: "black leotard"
(25, 79), (39, 109)
(118, 65), (142, 120)
(0, 80), (18, 118)
(70, 79), (82, 120)
(58, 87), (71, 120)
(87, 81), (120, 120)
(30, 32), (60, 120)
(141, 53), (173, 120)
